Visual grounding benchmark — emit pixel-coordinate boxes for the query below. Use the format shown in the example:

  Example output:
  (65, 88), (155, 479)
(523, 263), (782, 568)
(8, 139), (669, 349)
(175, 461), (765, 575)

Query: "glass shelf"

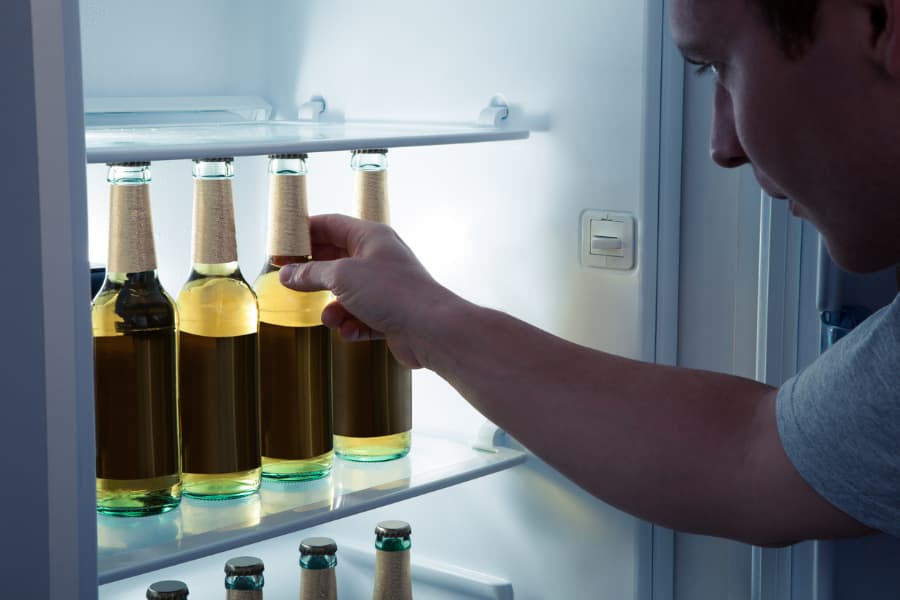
(96, 432), (525, 585)
(85, 119), (530, 164)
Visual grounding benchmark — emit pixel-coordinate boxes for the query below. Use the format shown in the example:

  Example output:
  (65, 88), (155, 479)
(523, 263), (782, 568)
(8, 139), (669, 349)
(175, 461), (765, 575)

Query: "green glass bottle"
(299, 537), (338, 600)
(255, 154), (333, 481)
(225, 556), (265, 598)
(92, 162), (181, 517)
(177, 158), (261, 499)
(372, 520), (413, 599)
(332, 149), (412, 462)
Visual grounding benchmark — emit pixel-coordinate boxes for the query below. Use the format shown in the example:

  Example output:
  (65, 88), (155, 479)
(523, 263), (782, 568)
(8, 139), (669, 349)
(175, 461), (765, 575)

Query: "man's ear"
(871, 0), (900, 76)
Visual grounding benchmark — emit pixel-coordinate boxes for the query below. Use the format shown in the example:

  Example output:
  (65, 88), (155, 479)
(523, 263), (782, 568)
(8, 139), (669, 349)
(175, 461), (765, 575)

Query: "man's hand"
(278, 216), (873, 545)
(279, 213), (455, 369)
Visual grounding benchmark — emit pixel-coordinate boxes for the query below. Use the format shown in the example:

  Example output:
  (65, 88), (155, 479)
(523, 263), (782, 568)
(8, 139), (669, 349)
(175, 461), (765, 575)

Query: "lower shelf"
(97, 432), (525, 585)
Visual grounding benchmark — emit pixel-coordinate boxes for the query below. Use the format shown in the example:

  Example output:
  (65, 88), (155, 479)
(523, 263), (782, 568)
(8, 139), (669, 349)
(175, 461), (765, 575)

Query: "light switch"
(590, 219), (625, 255)
(581, 210), (635, 270)
(591, 236), (623, 253)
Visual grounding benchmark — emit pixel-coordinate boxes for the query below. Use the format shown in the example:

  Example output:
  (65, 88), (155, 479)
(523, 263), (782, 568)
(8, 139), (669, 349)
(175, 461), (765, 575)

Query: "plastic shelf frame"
(85, 118), (530, 164)
(96, 432), (526, 585)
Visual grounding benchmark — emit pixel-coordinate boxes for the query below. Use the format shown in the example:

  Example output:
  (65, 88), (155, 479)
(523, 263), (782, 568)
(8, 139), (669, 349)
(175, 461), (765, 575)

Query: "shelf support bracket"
(298, 95), (327, 121)
(478, 94), (510, 127)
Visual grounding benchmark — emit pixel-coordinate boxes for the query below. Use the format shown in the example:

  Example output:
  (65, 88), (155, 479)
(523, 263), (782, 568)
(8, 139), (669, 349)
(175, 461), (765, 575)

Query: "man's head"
(671, 0), (900, 273)
(750, 0), (820, 57)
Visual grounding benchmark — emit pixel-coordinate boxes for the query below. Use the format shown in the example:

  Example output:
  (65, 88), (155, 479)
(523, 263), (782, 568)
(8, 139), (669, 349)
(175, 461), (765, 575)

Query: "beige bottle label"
(268, 174), (312, 257)
(107, 184), (157, 273)
(373, 550), (412, 599)
(299, 568), (338, 600)
(193, 179), (238, 264)
(226, 590), (262, 600)
(353, 170), (389, 224)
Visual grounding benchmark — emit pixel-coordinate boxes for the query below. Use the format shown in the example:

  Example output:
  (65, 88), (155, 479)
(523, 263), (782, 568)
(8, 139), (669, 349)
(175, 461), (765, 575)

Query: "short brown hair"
(749, 0), (820, 57)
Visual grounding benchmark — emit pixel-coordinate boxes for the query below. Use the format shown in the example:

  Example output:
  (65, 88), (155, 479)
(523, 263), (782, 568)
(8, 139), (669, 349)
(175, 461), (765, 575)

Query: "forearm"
(414, 295), (806, 543)
(282, 214), (870, 543)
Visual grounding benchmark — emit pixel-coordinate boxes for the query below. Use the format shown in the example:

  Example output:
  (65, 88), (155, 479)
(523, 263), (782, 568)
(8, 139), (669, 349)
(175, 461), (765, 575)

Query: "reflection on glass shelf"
(180, 494), (262, 536)
(85, 120), (530, 164)
(97, 432), (525, 585)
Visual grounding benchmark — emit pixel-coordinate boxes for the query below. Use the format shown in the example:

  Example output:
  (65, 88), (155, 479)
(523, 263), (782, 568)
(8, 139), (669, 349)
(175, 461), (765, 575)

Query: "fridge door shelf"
(97, 432), (526, 585)
(85, 118), (530, 164)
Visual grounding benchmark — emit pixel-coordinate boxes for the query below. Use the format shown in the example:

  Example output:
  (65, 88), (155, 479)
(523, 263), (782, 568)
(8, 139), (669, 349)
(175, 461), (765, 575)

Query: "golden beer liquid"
(93, 278), (181, 515)
(256, 263), (334, 480)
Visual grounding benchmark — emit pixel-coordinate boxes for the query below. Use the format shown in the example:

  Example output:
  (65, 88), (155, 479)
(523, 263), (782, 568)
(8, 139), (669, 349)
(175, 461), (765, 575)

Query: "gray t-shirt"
(777, 292), (900, 535)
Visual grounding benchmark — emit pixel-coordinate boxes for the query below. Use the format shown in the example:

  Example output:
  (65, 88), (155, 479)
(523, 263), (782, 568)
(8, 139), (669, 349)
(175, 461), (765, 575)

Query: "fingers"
(339, 319), (383, 342)
(279, 260), (334, 292)
(322, 301), (384, 342)
(308, 214), (370, 254)
(320, 301), (351, 328)
(311, 242), (349, 261)
(306, 214), (391, 261)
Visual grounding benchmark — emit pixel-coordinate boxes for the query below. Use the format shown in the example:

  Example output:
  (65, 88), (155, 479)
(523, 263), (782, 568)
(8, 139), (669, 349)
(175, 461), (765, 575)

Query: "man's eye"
(686, 58), (723, 79)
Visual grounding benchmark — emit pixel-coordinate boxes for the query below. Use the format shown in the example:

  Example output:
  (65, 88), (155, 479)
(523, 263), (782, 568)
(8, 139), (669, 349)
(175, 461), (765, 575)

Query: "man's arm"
(281, 214), (874, 545)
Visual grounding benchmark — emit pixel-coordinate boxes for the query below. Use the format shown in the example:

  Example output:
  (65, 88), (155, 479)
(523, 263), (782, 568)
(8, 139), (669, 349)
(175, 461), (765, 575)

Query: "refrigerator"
(4, 0), (898, 598)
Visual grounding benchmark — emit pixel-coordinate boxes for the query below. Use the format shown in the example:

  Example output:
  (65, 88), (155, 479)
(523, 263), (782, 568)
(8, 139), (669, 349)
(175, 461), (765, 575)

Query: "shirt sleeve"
(776, 294), (900, 536)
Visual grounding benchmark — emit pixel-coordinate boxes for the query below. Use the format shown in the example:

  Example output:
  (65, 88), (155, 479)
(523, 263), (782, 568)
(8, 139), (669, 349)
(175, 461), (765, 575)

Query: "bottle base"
(96, 475), (181, 517)
(262, 450), (333, 481)
(182, 468), (261, 500)
(334, 432), (411, 463)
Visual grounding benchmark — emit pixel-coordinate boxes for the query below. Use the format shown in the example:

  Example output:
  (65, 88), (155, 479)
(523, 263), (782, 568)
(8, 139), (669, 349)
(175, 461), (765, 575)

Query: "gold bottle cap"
(375, 520), (411, 538)
(146, 580), (189, 599)
(225, 556), (264, 576)
(299, 537), (338, 556)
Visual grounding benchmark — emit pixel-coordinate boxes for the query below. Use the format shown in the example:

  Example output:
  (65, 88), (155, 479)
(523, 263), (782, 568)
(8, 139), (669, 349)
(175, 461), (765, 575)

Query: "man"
(281, 0), (900, 546)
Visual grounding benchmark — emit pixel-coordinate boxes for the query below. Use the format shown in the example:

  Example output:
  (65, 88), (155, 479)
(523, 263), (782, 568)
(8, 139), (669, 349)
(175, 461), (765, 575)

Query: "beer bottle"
(92, 162), (180, 516)
(332, 149), (412, 462)
(372, 520), (412, 599)
(299, 536), (339, 600)
(255, 154), (333, 481)
(146, 580), (189, 599)
(225, 556), (265, 599)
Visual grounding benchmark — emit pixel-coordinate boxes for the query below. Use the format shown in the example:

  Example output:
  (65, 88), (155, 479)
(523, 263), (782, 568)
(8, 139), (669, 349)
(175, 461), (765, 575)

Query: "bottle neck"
(299, 568), (337, 600)
(192, 177), (238, 266)
(299, 554), (337, 570)
(372, 546), (411, 598)
(225, 590), (262, 600)
(267, 172), (312, 258)
(375, 536), (411, 552)
(352, 167), (389, 224)
(225, 573), (264, 590)
(107, 182), (158, 274)
(104, 269), (160, 286)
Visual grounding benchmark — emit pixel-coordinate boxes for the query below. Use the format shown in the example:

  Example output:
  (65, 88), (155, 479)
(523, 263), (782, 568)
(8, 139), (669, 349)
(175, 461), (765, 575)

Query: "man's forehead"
(670, 0), (744, 52)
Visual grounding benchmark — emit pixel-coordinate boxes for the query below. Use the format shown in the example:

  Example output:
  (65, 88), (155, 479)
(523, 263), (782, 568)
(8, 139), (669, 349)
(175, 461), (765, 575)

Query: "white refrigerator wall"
(84, 1), (661, 599)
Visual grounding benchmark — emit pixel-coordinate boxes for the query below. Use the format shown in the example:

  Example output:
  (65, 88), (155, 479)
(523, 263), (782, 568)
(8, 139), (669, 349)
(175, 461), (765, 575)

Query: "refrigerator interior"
(81, 1), (668, 598)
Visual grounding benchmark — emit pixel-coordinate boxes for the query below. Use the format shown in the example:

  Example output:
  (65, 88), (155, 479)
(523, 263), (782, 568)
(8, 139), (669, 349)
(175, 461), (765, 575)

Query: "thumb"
(279, 261), (333, 292)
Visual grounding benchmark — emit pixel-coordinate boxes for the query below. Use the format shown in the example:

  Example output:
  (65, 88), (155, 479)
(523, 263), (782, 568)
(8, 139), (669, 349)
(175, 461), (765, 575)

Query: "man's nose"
(710, 83), (749, 169)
